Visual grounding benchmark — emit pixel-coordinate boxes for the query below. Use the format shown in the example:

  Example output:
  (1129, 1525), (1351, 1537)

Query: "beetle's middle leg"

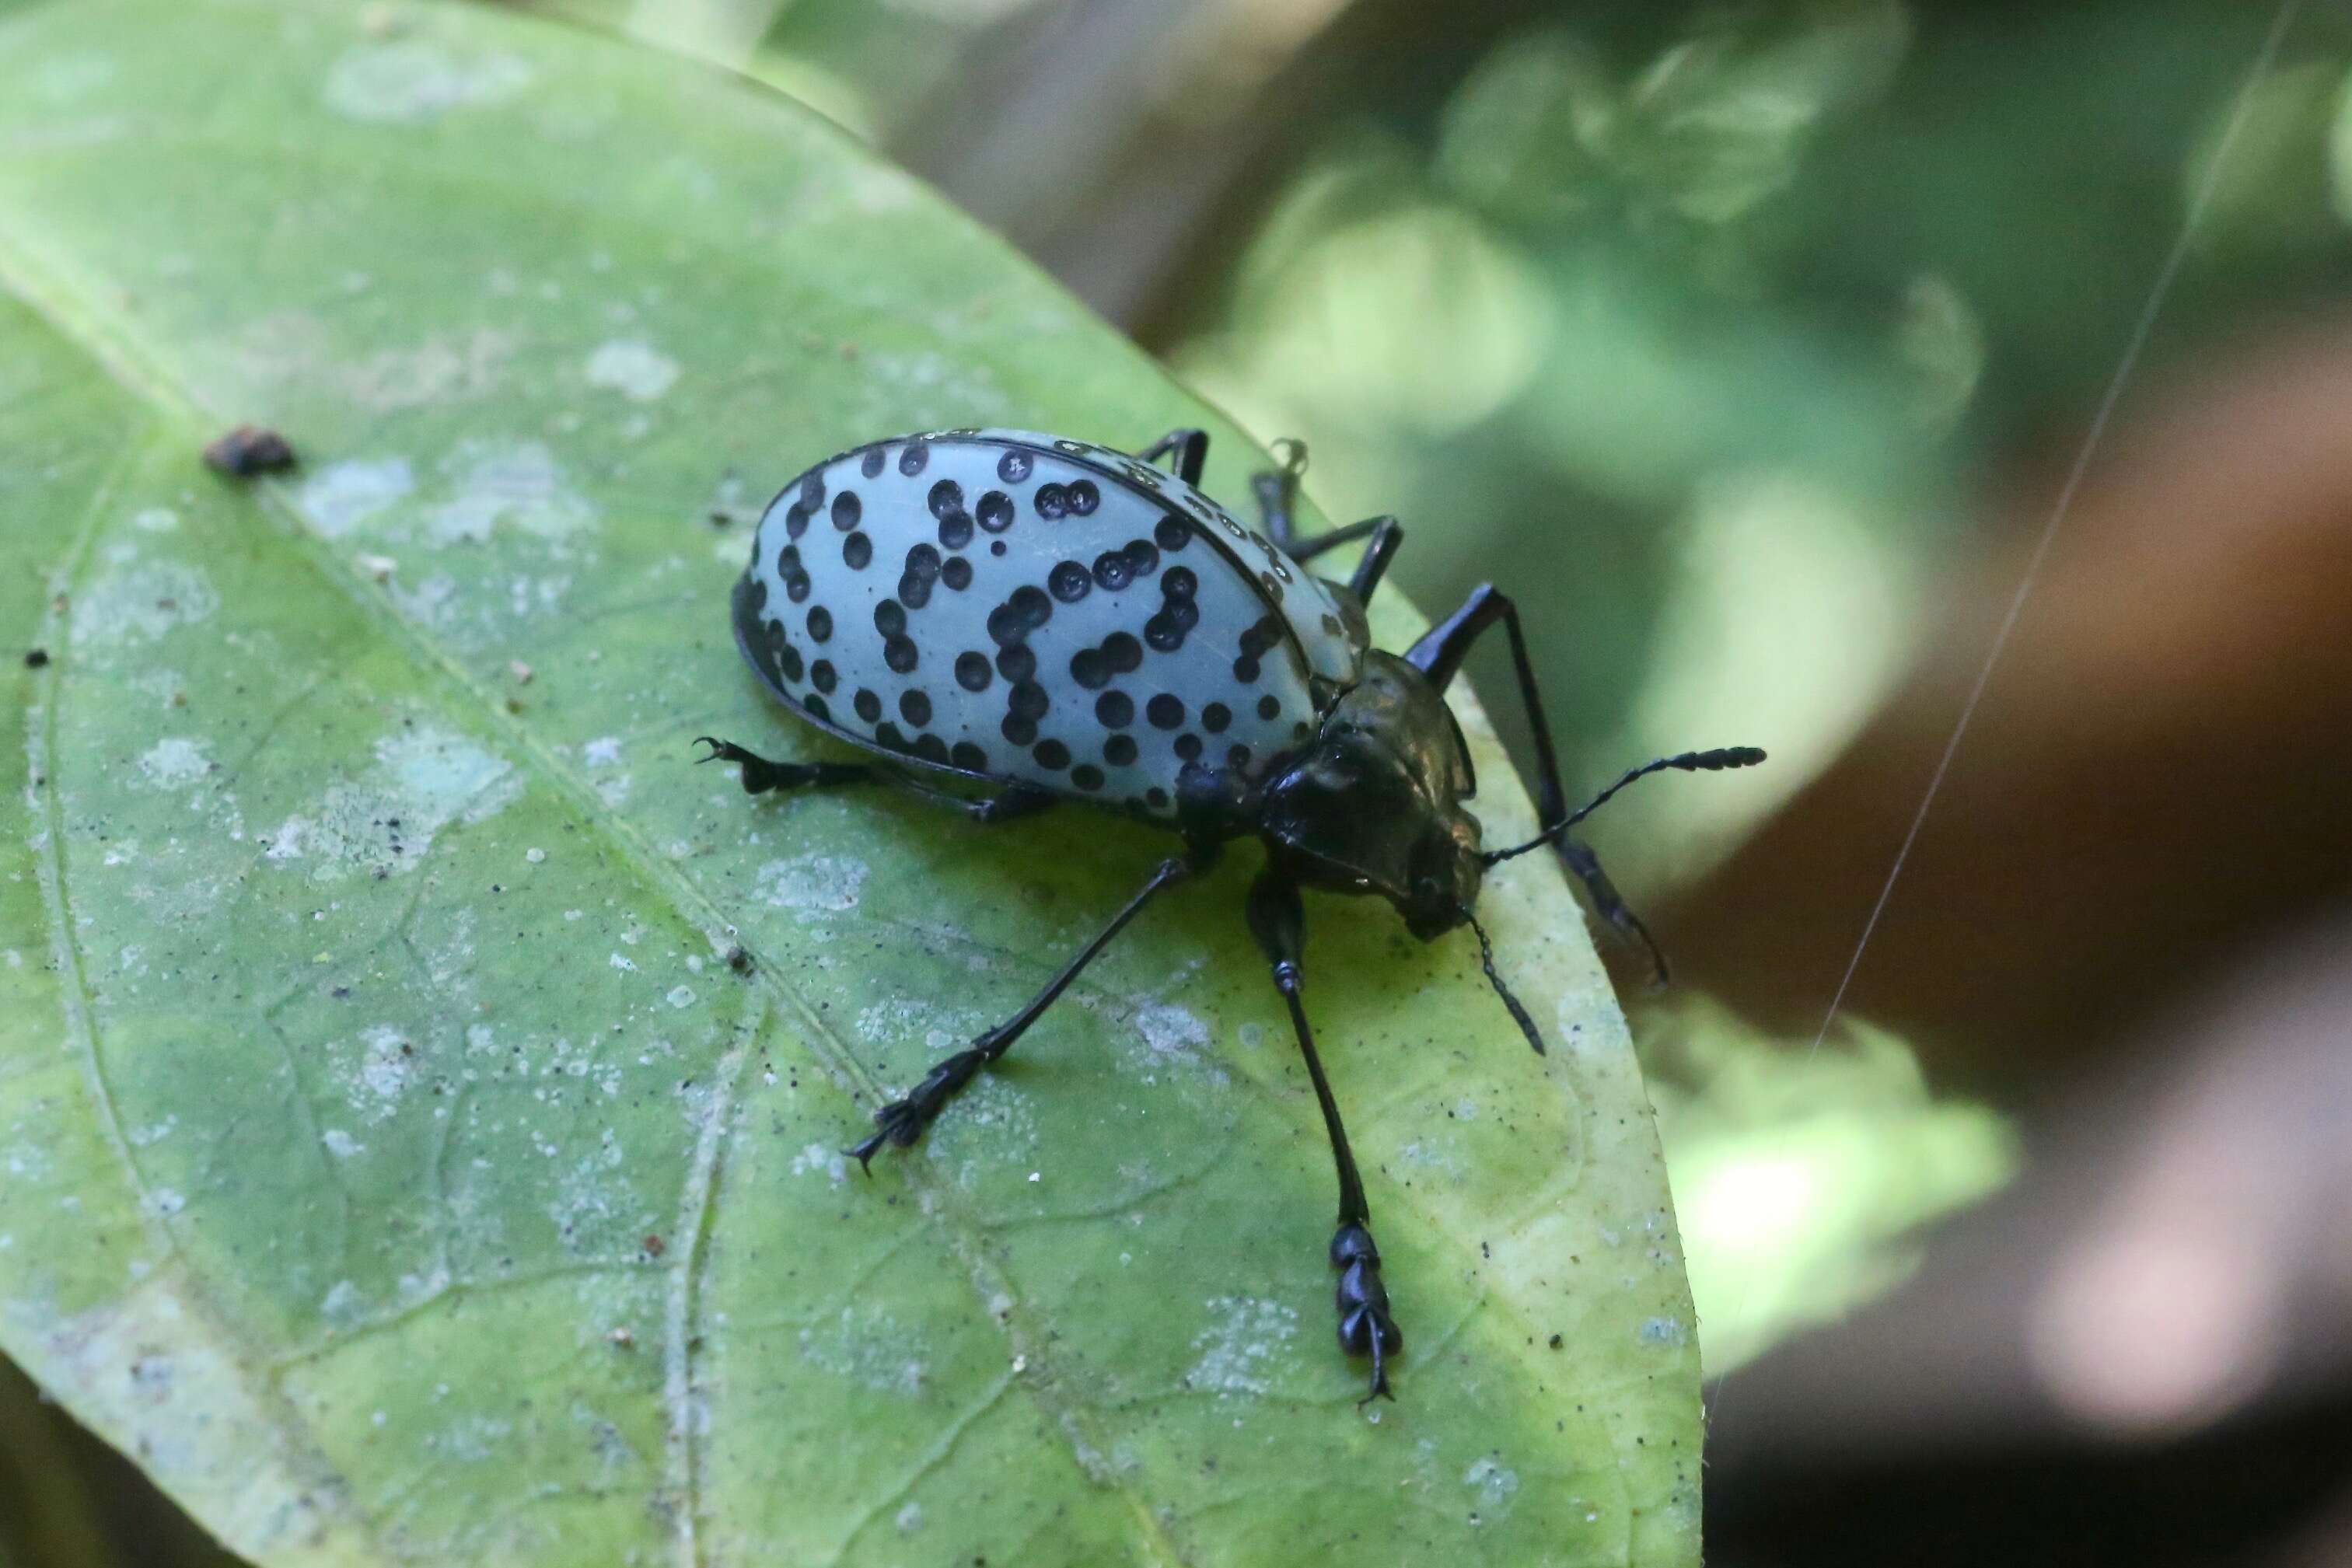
(849, 852), (1202, 1167)
(1247, 864), (1402, 1401)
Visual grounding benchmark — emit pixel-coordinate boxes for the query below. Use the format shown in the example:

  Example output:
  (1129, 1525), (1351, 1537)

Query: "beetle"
(700, 427), (1762, 1399)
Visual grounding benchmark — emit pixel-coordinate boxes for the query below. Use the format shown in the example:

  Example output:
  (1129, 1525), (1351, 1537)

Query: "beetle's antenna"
(1466, 911), (1546, 1055)
(1480, 747), (1765, 868)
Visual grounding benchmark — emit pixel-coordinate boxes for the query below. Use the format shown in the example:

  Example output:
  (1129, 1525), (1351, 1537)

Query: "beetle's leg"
(1134, 428), (1208, 486)
(1246, 867), (1401, 1402)
(850, 853), (1201, 1167)
(694, 739), (1054, 825)
(874, 770), (1058, 825)
(1284, 515), (1405, 603)
(1250, 438), (1310, 546)
(693, 737), (877, 796)
(1403, 585), (1675, 984)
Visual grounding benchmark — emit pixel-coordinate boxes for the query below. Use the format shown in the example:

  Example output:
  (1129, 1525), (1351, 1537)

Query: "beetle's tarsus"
(1333, 1221), (1403, 1402)
(845, 1047), (991, 1166)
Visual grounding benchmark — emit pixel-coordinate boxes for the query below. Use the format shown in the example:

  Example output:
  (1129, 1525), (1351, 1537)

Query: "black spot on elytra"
(1009, 585), (1050, 627)
(938, 509), (974, 550)
(1175, 733), (1203, 761)
(1071, 763), (1104, 791)
(785, 502), (812, 540)
(1103, 634), (1141, 673)
(1049, 561), (1091, 602)
(1035, 484), (1068, 520)
(956, 651), (993, 692)
(1001, 714), (1037, 746)
(1233, 655), (1260, 683)
(807, 606), (832, 642)
(1257, 694), (1281, 721)
(1068, 480), (1099, 515)
(942, 556), (973, 591)
(799, 473), (824, 510)
(811, 660), (837, 694)
(832, 491), (861, 531)
(977, 491), (1015, 533)
(1146, 694), (1185, 730)
(843, 532), (872, 570)
(1164, 567), (1197, 600)
(998, 449), (1033, 484)
(785, 571), (811, 603)
(1201, 702), (1232, 734)
(1103, 735), (1137, 766)
(1070, 649), (1107, 690)
(952, 740), (990, 772)
(1096, 691), (1133, 728)
(1146, 787), (1169, 809)
(1033, 739), (1070, 771)
(884, 637), (919, 674)
(1155, 515), (1190, 552)
(874, 721), (909, 752)
(1228, 745), (1253, 768)
(1092, 551), (1133, 592)
(1008, 683), (1049, 722)
(900, 690), (932, 727)
(803, 693), (830, 722)
(854, 689), (882, 723)
(778, 642), (805, 684)
(1259, 571), (1284, 603)
(929, 479), (963, 519)
(898, 442), (929, 477)
(991, 541), (1007, 557)
(875, 600), (906, 638)
(997, 644), (1036, 683)
(914, 733), (950, 766)
(1122, 540), (1159, 578)
(861, 447), (886, 478)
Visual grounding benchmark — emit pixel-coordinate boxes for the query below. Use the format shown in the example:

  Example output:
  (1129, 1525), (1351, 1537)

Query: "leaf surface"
(0, 2), (1700, 1563)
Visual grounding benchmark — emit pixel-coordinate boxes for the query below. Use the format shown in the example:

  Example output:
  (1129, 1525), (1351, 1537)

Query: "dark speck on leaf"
(203, 424), (298, 477)
(23, 648), (47, 669)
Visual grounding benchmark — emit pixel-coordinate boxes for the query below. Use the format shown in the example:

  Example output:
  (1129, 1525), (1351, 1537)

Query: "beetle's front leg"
(1246, 865), (1402, 1400)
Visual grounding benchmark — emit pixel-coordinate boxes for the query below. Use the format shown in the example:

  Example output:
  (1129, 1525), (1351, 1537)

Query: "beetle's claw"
(1333, 1221), (1403, 1400)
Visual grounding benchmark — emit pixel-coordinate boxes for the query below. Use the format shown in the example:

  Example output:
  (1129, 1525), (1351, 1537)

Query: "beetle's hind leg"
(850, 854), (1200, 1167)
(1250, 438), (1311, 547)
(1247, 867), (1403, 1401)
(695, 740), (1056, 825)
(1134, 428), (1208, 486)
(694, 737), (874, 796)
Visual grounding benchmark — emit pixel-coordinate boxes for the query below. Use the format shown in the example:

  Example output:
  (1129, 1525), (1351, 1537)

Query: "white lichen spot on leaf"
(1184, 1297), (1300, 1399)
(323, 40), (533, 125)
(583, 337), (680, 402)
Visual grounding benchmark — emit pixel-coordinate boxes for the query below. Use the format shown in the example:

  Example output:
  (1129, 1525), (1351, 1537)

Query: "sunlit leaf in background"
(1641, 1004), (2018, 1377)
(0, 1), (1707, 1563)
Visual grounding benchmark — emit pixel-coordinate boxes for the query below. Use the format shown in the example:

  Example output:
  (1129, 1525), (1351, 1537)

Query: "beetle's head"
(1258, 653), (1484, 941)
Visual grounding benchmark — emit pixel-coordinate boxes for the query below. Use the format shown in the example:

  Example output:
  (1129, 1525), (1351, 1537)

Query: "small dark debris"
(642, 1234), (666, 1258)
(725, 945), (752, 974)
(23, 648), (49, 669)
(330, 986), (351, 1000)
(1549, 1334), (1564, 1350)
(203, 424), (298, 477)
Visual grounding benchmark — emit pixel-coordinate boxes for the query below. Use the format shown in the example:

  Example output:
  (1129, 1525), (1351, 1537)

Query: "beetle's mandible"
(699, 427), (1763, 1400)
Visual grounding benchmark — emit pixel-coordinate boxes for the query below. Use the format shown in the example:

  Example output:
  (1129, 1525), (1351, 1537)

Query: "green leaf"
(0, 2), (1700, 1563)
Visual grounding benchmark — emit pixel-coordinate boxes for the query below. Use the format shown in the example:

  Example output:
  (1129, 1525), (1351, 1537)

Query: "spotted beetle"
(701, 427), (1763, 1399)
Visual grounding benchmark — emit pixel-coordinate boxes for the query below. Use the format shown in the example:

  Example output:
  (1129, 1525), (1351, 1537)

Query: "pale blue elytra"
(704, 426), (1763, 1399)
